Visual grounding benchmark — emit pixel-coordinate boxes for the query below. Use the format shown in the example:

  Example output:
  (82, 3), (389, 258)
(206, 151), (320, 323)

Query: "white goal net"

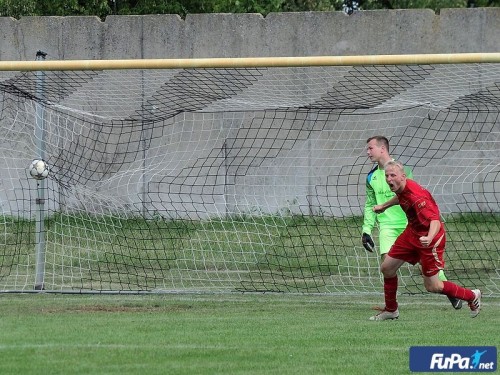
(0, 55), (498, 295)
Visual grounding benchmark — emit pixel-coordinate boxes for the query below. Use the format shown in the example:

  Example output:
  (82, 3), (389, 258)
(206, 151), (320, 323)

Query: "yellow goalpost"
(0, 52), (499, 71)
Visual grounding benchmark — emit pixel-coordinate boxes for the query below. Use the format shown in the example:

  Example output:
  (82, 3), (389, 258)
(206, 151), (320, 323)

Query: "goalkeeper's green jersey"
(362, 163), (413, 235)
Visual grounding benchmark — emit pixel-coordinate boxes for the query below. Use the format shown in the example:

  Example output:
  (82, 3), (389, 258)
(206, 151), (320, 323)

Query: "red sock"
(384, 276), (398, 312)
(442, 281), (475, 301)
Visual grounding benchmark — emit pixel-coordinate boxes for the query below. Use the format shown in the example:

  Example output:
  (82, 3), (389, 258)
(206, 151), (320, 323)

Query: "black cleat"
(447, 296), (463, 310)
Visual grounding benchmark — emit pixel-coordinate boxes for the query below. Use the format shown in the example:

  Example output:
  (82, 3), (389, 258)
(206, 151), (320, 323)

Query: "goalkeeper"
(362, 136), (462, 310)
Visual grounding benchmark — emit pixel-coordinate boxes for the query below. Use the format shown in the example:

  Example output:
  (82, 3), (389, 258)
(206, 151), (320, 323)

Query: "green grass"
(0, 293), (498, 375)
(0, 212), (498, 294)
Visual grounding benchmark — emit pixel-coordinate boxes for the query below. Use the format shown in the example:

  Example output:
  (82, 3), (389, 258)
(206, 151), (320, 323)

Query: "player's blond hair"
(384, 160), (405, 174)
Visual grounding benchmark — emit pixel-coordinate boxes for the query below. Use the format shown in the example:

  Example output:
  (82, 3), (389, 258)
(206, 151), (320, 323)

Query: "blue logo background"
(410, 346), (497, 372)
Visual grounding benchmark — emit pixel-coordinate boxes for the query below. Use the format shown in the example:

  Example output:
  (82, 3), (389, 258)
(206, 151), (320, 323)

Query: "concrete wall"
(0, 10), (499, 219)
(0, 9), (498, 61)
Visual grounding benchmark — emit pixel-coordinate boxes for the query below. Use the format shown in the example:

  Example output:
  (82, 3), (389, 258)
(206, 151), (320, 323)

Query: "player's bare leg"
(417, 264), (462, 309)
(423, 274), (480, 318)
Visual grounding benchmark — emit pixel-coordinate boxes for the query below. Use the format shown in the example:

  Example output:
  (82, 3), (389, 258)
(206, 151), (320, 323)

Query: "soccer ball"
(29, 159), (49, 180)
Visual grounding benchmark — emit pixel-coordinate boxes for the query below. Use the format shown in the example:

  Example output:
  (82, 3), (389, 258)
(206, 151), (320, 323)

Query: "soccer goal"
(0, 53), (499, 295)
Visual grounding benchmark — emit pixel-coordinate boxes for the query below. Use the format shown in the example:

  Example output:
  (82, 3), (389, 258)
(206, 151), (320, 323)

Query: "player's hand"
(362, 233), (375, 252)
(372, 205), (385, 214)
(419, 236), (431, 247)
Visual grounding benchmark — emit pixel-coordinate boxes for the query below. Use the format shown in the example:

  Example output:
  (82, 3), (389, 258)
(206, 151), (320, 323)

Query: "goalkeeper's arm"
(362, 179), (377, 252)
(362, 232), (375, 252)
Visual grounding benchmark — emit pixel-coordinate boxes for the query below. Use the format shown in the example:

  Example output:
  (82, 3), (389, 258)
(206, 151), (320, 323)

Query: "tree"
(0, 0), (110, 19)
(348, 0), (499, 11)
(0, 0), (498, 19)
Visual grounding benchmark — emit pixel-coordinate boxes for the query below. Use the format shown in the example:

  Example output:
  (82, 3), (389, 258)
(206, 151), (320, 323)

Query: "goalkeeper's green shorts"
(378, 226), (406, 255)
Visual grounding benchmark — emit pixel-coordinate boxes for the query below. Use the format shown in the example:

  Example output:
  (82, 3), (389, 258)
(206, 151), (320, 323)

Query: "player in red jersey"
(369, 160), (481, 320)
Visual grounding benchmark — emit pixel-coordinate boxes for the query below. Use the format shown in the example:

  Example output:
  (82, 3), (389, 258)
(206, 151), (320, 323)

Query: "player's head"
(366, 136), (390, 165)
(384, 160), (406, 193)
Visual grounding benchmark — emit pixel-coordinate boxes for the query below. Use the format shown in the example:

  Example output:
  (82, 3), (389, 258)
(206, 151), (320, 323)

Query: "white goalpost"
(0, 53), (498, 295)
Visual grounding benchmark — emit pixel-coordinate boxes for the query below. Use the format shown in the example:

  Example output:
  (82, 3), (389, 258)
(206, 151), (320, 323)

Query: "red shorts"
(388, 226), (446, 277)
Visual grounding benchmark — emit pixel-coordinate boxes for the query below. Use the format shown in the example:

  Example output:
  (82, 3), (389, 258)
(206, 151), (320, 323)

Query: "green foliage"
(281, 0), (341, 11)
(358, 0), (499, 10)
(0, 0), (36, 18)
(211, 0), (286, 14)
(0, 0), (111, 18)
(0, 0), (497, 19)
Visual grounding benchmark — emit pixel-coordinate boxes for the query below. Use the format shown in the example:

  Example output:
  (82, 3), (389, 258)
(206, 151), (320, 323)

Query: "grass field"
(1, 213), (498, 295)
(0, 293), (498, 375)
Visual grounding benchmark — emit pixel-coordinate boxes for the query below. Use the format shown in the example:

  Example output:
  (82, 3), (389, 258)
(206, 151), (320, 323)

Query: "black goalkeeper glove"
(362, 233), (375, 253)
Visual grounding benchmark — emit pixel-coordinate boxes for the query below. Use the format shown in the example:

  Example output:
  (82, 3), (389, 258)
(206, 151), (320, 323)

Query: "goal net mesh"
(0, 60), (499, 295)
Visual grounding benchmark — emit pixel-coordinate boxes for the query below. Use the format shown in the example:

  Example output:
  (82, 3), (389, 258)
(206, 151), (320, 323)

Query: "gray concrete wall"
(0, 9), (498, 61)
(0, 10), (499, 219)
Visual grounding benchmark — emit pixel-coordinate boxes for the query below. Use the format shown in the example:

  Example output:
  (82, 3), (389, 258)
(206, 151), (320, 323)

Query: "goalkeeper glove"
(362, 233), (375, 253)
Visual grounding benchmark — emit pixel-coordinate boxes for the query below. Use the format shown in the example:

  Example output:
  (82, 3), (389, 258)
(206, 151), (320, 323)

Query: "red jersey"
(396, 179), (442, 236)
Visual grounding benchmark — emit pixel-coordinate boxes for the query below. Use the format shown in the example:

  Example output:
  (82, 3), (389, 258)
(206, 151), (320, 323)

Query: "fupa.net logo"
(410, 346), (497, 372)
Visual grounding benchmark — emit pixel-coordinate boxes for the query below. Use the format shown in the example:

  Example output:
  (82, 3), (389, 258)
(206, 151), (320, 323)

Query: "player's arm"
(372, 195), (399, 214)
(419, 220), (441, 247)
(416, 195), (442, 247)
